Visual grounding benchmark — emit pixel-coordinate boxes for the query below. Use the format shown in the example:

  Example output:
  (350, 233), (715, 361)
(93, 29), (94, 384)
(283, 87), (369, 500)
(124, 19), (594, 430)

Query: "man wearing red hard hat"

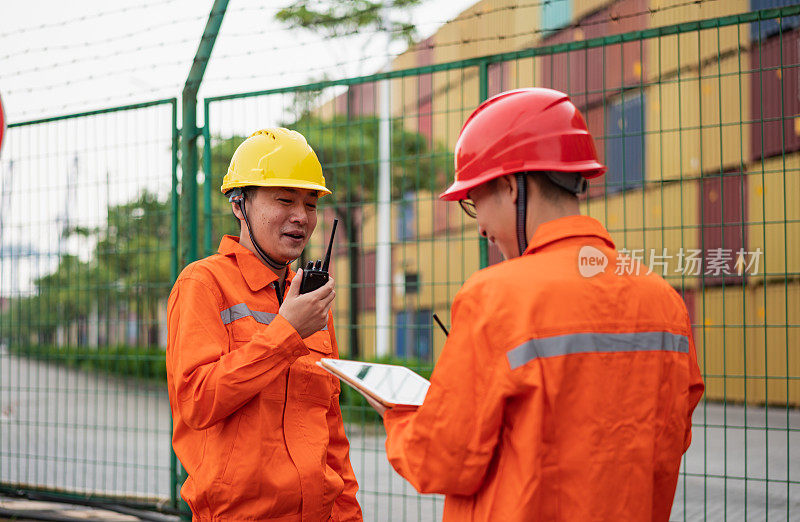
(372, 88), (704, 521)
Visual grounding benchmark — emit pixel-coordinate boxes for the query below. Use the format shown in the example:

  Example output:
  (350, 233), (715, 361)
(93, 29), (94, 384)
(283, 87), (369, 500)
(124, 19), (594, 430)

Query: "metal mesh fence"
(204, 7), (800, 519)
(1, 5), (798, 521)
(0, 99), (179, 507)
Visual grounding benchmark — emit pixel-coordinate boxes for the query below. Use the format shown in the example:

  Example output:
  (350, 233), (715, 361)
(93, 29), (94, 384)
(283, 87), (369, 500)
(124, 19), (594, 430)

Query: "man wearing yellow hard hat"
(166, 128), (362, 521)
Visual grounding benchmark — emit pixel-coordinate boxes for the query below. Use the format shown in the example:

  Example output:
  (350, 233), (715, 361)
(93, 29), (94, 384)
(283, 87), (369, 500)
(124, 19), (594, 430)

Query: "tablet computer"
(317, 358), (430, 409)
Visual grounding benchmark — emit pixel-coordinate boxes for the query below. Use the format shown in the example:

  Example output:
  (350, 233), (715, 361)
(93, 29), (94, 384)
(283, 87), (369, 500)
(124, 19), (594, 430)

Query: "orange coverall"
(167, 235), (362, 521)
(384, 215), (704, 521)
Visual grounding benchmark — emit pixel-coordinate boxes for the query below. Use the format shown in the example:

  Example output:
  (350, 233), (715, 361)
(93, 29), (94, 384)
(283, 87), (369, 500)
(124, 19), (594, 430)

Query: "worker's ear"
(231, 200), (244, 221)
(497, 174), (517, 202)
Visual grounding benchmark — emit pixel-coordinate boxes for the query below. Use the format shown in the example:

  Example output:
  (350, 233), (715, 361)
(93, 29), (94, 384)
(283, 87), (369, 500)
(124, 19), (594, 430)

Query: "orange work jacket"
(167, 235), (362, 521)
(384, 215), (704, 522)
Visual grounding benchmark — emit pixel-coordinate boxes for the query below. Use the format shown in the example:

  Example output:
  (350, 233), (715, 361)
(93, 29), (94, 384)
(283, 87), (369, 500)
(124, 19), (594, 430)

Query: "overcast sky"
(1, 0), (476, 123)
(0, 0), (478, 296)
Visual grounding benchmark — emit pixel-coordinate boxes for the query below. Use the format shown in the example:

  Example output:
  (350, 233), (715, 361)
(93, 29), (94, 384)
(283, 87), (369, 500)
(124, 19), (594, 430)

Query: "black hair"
(528, 172), (581, 201)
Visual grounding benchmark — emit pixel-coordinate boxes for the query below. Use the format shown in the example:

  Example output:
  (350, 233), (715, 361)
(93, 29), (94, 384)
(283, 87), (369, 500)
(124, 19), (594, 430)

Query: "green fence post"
(171, 99), (180, 287)
(181, 95), (199, 265)
(478, 60), (489, 269)
(180, 0), (229, 266)
(203, 100), (213, 256)
(176, 3), (228, 518)
(170, 97), (180, 511)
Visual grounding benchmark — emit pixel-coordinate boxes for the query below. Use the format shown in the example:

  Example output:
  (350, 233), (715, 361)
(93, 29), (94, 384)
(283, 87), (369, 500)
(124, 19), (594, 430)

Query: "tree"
(296, 115), (445, 357)
(276, 0), (422, 46)
(274, 0), (429, 358)
(94, 191), (172, 344)
(201, 135), (247, 251)
(0, 191), (173, 348)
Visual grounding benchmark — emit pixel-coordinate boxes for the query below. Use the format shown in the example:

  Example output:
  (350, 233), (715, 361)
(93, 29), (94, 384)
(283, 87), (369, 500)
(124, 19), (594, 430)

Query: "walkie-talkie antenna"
(321, 218), (338, 272)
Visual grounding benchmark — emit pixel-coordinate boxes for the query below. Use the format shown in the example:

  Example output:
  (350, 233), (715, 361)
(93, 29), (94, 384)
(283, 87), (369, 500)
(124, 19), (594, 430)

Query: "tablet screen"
(321, 359), (430, 406)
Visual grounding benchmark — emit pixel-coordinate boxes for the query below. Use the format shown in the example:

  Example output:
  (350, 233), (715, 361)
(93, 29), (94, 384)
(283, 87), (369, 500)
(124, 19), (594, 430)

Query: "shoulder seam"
(176, 276), (224, 309)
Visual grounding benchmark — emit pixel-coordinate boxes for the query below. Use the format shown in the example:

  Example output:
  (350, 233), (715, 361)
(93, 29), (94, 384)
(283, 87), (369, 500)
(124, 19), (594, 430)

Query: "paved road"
(2, 352), (798, 520)
(672, 402), (800, 520)
(0, 351), (172, 499)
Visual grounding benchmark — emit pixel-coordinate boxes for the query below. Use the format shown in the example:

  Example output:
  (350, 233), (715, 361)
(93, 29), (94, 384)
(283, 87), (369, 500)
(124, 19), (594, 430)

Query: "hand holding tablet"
(316, 358), (430, 410)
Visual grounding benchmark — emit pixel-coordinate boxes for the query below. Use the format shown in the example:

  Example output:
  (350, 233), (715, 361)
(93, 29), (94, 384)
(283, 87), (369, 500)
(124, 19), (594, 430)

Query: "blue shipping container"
(604, 93), (645, 193)
(751, 0), (800, 41)
(395, 310), (432, 360)
(542, 0), (572, 34)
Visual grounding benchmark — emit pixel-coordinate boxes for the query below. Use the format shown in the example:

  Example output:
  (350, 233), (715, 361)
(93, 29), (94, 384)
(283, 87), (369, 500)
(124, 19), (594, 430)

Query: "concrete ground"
(346, 401), (800, 521)
(0, 493), (179, 521)
(2, 353), (799, 520)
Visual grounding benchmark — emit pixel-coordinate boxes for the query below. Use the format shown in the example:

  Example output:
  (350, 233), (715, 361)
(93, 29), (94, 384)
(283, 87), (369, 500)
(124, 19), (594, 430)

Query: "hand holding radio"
(299, 218), (338, 294)
(280, 271), (335, 338)
(279, 219), (339, 338)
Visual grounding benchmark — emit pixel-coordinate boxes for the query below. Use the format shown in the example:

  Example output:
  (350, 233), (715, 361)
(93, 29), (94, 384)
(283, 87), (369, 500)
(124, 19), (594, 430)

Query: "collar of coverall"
(523, 215), (616, 256)
(218, 235), (298, 293)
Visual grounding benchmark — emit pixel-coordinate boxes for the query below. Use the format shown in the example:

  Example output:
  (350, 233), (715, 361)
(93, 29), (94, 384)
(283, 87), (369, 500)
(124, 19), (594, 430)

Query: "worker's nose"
(289, 204), (309, 226)
(478, 223), (488, 238)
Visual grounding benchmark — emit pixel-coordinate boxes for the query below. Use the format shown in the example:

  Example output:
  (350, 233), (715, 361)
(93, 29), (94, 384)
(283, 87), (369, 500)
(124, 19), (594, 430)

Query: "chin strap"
(516, 172), (528, 257)
(230, 190), (290, 271)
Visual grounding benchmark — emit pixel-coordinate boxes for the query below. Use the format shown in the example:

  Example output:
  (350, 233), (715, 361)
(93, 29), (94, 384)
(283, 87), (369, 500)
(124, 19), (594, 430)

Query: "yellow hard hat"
(220, 128), (331, 196)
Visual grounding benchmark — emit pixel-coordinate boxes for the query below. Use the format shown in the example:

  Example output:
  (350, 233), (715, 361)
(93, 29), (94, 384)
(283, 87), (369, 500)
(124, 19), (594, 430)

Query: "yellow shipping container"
(391, 233), (481, 360)
(393, 235), (480, 306)
(746, 281), (800, 406)
(695, 285), (748, 402)
(329, 252), (381, 360)
(429, 67), (481, 150)
(431, 0), (541, 65)
(697, 281), (800, 406)
(646, 54), (750, 182)
(646, 0), (749, 80)
(391, 53), (419, 133)
(326, 193), (480, 359)
(506, 56), (537, 91)
(582, 180), (701, 286)
(390, 59), (481, 148)
(747, 154), (800, 282)
(356, 311), (378, 359)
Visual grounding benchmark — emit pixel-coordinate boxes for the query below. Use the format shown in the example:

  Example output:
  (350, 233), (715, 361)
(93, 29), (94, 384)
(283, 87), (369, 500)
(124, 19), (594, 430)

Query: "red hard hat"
(440, 88), (606, 201)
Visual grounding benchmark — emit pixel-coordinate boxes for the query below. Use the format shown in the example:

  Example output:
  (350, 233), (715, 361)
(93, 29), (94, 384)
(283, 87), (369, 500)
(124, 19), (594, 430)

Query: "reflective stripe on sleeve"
(507, 331), (689, 370)
(220, 302), (327, 330)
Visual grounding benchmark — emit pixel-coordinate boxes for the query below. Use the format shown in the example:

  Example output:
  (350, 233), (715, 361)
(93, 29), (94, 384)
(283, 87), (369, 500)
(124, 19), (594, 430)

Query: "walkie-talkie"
(299, 218), (338, 294)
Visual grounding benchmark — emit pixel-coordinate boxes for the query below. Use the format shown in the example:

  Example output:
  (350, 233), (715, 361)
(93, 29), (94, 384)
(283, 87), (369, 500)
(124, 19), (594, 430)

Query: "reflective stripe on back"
(507, 331), (689, 370)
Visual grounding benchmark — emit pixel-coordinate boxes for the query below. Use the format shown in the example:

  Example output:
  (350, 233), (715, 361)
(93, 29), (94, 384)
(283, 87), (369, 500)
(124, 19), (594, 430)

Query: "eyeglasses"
(459, 199), (477, 218)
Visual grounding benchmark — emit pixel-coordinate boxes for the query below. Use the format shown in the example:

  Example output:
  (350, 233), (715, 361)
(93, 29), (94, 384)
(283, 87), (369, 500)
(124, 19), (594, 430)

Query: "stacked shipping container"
(309, 0), (798, 405)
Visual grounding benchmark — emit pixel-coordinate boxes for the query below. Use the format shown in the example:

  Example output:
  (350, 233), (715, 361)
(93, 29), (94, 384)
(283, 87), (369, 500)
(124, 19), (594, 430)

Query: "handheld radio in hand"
(299, 218), (338, 294)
